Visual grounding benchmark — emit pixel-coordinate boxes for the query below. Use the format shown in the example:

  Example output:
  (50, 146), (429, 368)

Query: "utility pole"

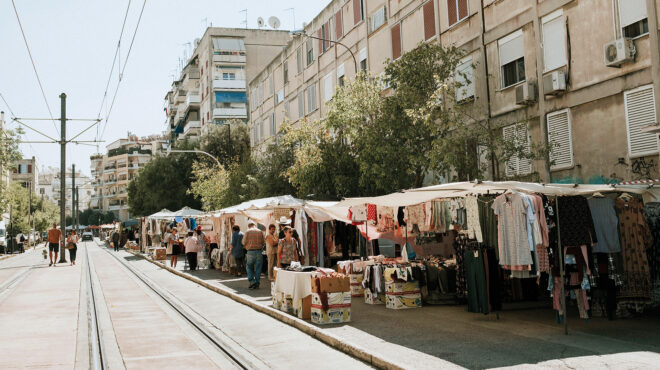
(28, 180), (32, 250)
(58, 93), (67, 263)
(71, 164), (75, 235)
(75, 186), (79, 232)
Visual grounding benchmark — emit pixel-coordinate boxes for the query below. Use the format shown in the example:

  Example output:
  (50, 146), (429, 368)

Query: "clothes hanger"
(618, 192), (633, 201)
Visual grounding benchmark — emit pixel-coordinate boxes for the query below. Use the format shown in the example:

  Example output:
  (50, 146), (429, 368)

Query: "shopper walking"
(47, 223), (61, 266)
(169, 228), (181, 268)
(195, 226), (207, 269)
(243, 222), (265, 289)
(265, 224), (278, 281)
(230, 225), (244, 277)
(66, 230), (78, 266)
(278, 226), (300, 269)
(184, 231), (199, 271)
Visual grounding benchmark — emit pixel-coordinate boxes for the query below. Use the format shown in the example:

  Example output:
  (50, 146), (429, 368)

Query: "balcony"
(213, 54), (245, 63)
(186, 93), (201, 108)
(108, 204), (121, 211)
(104, 179), (116, 185)
(213, 107), (247, 118)
(213, 79), (245, 90)
(183, 120), (201, 136)
(103, 167), (116, 174)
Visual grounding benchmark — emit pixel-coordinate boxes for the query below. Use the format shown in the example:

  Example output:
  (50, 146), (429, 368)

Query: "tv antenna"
(239, 9), (247, 29)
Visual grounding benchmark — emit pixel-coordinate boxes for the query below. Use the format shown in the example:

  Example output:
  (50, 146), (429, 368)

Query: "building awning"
(122, 219), (139, 227)
(212, 38), (245, 51)
(215, 91), (246, 103)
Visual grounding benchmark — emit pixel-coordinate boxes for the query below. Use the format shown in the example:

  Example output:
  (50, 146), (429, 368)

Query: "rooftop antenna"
(284, 8), (295, 30)
(268, 16), (281, 30)
(201, 17), (209, 30)
(239, 9), (247, 29)
(257, 17), (265, 29)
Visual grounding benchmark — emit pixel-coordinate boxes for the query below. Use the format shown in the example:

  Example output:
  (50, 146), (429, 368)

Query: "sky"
(0, 0), (329, 176)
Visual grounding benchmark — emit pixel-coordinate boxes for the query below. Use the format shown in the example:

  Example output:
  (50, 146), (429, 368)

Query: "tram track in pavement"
(84, 242), (107, 370)
(92, 241), (254, 369)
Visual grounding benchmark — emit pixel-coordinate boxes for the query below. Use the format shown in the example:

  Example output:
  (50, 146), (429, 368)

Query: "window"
(297, 91), (304, 119)
(269, 74), (274, 95)
(618, 0), (648, 38)
(306, 38), (314, 66)
(296, 48), (303, 73)
(337, 63), (345, 87)
(270, 113), (276, 136)
(447, 0), (468, 27)
(258, 82), (264, 104)
(276, 89), (284, 105)
(423, 1), (436, 41)
(359, 48), (367, 72)
(498, 29), (525, 88)
(370, 6), (386, 33)
(283, 61), (289, 84)
(542, 10), (567, 72)
(319, 26), (327, 54)
(284, 101), (290, 119)
(222, 72), (236, 80)
(547, 109), (574, 170)
(353, 0), (364, 25)
(306, 84), (317, 114)
(391, 24), (402, 60)
(323, 73), (334, 102)
(624, 85), (658, 157)
(455, 56), (474, 101)
(335, 10), (343, 39)
(503, 123), (532, 177)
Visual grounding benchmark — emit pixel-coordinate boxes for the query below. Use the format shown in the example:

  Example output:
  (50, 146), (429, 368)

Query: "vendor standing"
(278, 226), (300, 269)
(265, 224), (278, 281)
(230, 225), (244, 277)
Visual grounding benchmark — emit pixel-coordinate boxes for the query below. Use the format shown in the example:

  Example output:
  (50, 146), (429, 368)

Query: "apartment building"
(11, 156), (38, 192)
(36, 166), (94, 217)
(165, 27), (291, 143)
(249, 0), (660, 184)
(90, 134), (168, 221)
(0, 112), (9, 189)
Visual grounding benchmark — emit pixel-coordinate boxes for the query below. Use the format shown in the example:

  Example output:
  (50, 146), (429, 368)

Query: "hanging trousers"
(464, 249), (489, 314)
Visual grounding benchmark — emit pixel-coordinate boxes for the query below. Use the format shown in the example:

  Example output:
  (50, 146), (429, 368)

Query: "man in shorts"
(47, 223), (62, 266)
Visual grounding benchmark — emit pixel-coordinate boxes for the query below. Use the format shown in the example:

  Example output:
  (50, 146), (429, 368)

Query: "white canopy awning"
(147, 208), (174, 220)
(173, 207), (204, 218)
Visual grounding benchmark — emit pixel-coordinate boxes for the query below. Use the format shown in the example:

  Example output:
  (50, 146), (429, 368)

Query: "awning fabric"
(212, 38), (245, 51)
(215, 91), (247, 103)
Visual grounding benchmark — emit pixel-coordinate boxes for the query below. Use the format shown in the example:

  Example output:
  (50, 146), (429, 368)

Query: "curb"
(0, 244), (46, 262)
(124, 248), (407, 370)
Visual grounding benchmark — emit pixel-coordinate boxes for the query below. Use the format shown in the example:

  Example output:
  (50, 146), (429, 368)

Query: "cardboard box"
(349, 273), (364, 297)
(312, 276), (350, 293)
(293, 295), (312, 320)
(272, 291), (311, 319)
(310, 292), (351, 324)
(385, 281), (420, 294)
(364, 289), (386, 305)
(385, 281), (421, 309)
(153, 247), (166, 260)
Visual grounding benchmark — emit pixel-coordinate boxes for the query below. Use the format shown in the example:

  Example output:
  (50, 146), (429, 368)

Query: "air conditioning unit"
(515, 82), (537, 105)
(543, 70), (566, 95)
(604, 37), (636, 67)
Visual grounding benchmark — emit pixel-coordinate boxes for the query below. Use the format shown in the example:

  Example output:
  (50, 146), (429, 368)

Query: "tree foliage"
(0, 126), (22, 213)
(5, 182), (58, 234)
(200, 120), (251, 166)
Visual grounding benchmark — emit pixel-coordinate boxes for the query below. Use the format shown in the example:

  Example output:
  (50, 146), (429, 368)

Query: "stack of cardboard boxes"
(311, 275), (351, 325)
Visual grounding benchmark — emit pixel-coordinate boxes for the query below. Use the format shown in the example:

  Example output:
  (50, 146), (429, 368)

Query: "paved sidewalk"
(132, 248), (660, 369)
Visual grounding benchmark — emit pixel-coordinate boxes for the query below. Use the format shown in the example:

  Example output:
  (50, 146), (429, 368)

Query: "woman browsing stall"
(277, 226), (299, 269)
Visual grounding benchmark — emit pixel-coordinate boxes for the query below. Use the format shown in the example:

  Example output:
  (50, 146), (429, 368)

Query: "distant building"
(89, 134), (168, 221)
(11, 156), (38, 192)
(0, 112), (10, 189)
(164, 27), (291, 142)
(37, 166), (94, 218)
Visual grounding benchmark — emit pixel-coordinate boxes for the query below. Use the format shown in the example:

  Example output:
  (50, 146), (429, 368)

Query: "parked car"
(82, 232), (94, 241)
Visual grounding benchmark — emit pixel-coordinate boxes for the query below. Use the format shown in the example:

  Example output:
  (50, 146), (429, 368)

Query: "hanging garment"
(350, 205), (368, 222)
(376, 206), (396, 232)
(397, 207), (406, 226)
(404, 204), (426, 227)
(367, 204), (377, 223)
(557, 196), (597, 246)
(492, 193), (533, 266)
(615, 198), (652, 299)
(588, 197), (622, 253)
(464, 249), (489, 314)
(465, 196), (483, 243)
(478, 196), (499, 252)
(454, 237), (468, 298)
(642, 202), (660, 302)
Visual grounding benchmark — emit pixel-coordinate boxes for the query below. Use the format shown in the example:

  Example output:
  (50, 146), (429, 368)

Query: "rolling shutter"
(297, 91), (304, 119)
(458, 0), (468, 21)
(336, 10), (343, 39)
(447, 0), (457, 26)
(353, 0), (362, 25)
(625, 85), (658, 157)
(547, 109), (573, 170)
(423, 1), (436, 40)
(498, 29), (524, 67)
(318, 29), (323, 55)
(618, 0), (647, 28)
(391, 24), (401, 60)
(542, 10), (566, 72)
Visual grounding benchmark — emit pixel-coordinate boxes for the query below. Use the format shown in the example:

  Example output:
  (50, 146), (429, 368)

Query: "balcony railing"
(186, 93), (201, 106)
(213, 107), (247, 118)
(213, 79), (245, 90)
(212, 54), (245, 63)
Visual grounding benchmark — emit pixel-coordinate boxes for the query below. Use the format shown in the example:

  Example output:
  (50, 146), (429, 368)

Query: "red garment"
(367, 204), (377, 222)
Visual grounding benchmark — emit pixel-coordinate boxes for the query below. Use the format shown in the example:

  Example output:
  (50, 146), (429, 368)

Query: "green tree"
(0, 126), (22, 213)
(254, 134), (297, 198)
(200, 120), (251, 166)
(5, 182), (58, 234)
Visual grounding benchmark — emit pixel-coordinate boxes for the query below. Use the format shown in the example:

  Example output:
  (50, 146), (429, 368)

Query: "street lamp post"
(166, 149), (221, 167)
(290, 31), (359, 75)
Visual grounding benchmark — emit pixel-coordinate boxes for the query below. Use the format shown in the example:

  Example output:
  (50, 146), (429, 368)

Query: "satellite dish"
(257, 17), (265, 28)
(268, 16), (281, 29)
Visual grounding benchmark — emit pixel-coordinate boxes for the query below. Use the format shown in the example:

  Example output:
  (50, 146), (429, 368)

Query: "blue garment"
(231, 231), (244, 258)
(246, 250), (263, 285)
(523, 195), (536, 251)
(190, 218), (197, 230)
(587, 197), (621, 253)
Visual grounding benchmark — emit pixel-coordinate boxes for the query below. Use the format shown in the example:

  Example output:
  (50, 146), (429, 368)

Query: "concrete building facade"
(11, 156), (38, 192)
(90, 134), (168, 221)
(165, 27), (291, 142)
(37, 166), (94, 218)
(248, 0), (660, 184)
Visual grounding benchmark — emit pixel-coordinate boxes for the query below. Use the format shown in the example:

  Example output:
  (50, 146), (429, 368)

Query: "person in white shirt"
(184, 231), (200, 271)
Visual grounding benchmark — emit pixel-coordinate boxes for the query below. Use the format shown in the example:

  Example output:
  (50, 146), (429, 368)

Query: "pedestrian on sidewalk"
(265, 224), (278, 281)
(120, 230), (128, 250)
(243, 222), (265, 289)
(230, 225), (244, 277)
(169, 228), (181, 268)
(66, 230), (78, 266)
(15, 232), (25, 254)
(195, 225), (207, 269)
(111, 229), (120, 252)
(47, 223), (61, 266)
(278, 226), (300, 269)
(184, 231), (200, 271)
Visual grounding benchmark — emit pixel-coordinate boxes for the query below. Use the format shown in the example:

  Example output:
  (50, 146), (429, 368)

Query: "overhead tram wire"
(96, 0), (133, 148)
(11, 0), (58, 136)
(99, 0), (147, 141)
(0, 92), (17, 117)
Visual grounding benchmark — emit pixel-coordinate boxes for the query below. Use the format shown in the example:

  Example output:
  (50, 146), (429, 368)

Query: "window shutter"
(296, 48), (302, 73)
(324, 73), (334, 102)
(297, 91), (304, 118)
(423, 1), (436, 40)
(625, 86), (658, 157)
(336, 10), (343, 39)
(542, 12), (566, 72)
(391, 24), (401, 60)
(325, 21), (331, 49)
(517, 124), (532, 175)
(353, 0), (362, 25)
(270, 113), (276, 136)
(618, 0), (647, 28)
(547, 109), (573, 170)
(447, 0), (457, 26)
(458, 0), (468, 21)
(498, 30), (524, 67)
(503, 125), (518, 177)
(455, 57), (473, 100)
(318, 29), (323, 55)
(337, 63), (345, 78)
(28, 164), (32, 173)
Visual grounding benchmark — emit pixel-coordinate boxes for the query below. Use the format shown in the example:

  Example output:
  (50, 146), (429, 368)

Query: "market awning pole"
(555, 195), (568, 335)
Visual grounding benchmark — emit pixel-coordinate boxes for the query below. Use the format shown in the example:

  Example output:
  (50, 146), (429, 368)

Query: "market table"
(273, 269), (314, 303)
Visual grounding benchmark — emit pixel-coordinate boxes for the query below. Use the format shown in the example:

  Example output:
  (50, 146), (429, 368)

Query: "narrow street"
(0, 241), (369, 369)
